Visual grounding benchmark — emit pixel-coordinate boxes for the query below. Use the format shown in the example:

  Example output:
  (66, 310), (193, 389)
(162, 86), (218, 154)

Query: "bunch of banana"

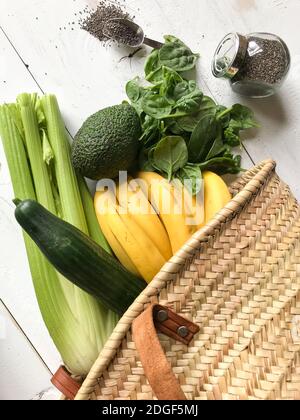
(94, 171), (232, 283)
(94, 177), (172, 283)
(137, 172), (203, 254)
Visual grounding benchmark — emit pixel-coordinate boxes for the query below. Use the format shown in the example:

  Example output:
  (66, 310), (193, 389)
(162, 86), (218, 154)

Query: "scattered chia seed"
(233, 36), (289, 85)
(78, 0), (135, 45)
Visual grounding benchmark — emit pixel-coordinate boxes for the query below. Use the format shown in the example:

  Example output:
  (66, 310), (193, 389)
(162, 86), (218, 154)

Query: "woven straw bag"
(74, 160), (300, 400)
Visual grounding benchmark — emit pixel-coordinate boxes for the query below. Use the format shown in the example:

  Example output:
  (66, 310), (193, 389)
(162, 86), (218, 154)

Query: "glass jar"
(212, 32), (291, 98)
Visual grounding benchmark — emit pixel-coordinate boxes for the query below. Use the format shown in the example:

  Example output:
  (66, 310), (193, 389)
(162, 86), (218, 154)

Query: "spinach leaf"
(199, 155), (242, 175)
(166, 80), (187, 104)
(126, 77), (150, 116)
(140, 116), (170, 147)
(145, 49), (161, 78)
(165, 119), (185, 135)
(172, 80), (196, 101)
(146, 67), (164, 84)
(164, 35), (186, 44)
(139, 147), (156, 171)
(142, 92), (173, 119)
(205, 126), (225, 160)
(176, 113), (203, 132)
(152, 136), (188, 181)
(199, 95), (217, 114)
(160, 67), (184, 103)
(177, 163), (202, 195)
(159, 37), (199, 72)
(224, 126), (241, 147)
(140, 115), (162, 145)
(174, 87), (203, 115)
(126, 77), (142, 103)
(176, 95), (217, 132)
(230, 104), (260, 130)
(216, 105), (231, 127)
(188, 114), (220, 163)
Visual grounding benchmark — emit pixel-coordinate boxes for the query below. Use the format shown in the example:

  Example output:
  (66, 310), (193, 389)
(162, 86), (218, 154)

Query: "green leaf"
(176, 112), (202, 133)
(174, 86), (203, 115)
(152, 136), (188, 181)
(205, 127), (225, 160)
(224, 126), (241, 147)
(146, 67), (164, 84)
(126, 77), (142, 103)
(188, 113), (220, 163)
(140, 115), (165, 146)
(126, 77), (149, 116)
(165, 119), (185, 135)
(175, 96), (217, 132)
(160, 67), (184, 103)
(138, 147), (156, 171)
(142, 92), (173, 119)
(229, 104), (260, 130)
(198, 155), (242, 175)
(164, 35), (187, 44)
(176, 163), (202, 195)
(159, 38), (199, 72)
(199, 96), (217, 113)
(145, 49), (161, 78)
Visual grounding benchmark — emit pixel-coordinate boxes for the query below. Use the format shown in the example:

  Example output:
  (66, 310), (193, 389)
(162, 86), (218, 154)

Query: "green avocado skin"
(72, 104), (141, 180)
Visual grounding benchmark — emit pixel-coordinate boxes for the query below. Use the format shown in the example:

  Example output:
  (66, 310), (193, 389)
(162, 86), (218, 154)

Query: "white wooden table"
(0, 0), (300, 400)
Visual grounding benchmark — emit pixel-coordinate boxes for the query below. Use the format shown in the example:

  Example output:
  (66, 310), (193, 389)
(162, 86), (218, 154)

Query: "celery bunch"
(0, 94), (118, 376)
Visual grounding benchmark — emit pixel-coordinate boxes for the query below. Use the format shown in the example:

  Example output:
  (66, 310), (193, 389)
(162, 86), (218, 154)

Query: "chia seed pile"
(104, 20), (141, 46)
(78, 1), (137, 45)
(233, 36), (289, 85)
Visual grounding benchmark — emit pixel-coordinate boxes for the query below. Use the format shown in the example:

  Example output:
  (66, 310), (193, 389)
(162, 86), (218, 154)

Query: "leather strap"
(51, 366), (81, 400)
(132, 304), (199, 400)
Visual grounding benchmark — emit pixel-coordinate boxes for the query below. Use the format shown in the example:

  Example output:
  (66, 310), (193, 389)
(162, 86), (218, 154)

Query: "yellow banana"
(137, 172), (200, 254)
(95, 188), (140, 276)
(203, 171), (232, 223)
(117, 178), (172, 261)
(94, 183), (170, 283)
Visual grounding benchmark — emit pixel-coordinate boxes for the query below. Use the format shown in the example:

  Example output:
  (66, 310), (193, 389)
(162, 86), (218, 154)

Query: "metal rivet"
(156, 310), (168, 323)
(177, 326), (189, 338)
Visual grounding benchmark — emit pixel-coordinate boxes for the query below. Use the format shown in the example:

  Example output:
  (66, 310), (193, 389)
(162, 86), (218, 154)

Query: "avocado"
(72, 104), (141, 180)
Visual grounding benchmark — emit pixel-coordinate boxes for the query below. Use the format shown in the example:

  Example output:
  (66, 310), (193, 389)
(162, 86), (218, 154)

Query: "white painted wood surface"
(0, 0), (299, 399)
(0, 301), (58, 400)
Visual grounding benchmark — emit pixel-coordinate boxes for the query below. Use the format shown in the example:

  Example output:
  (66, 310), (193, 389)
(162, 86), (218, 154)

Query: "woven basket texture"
(76, 160), (300, 400)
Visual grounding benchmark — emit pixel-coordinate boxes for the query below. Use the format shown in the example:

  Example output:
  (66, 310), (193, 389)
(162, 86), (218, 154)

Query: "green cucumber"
(14, 199), (147, 315)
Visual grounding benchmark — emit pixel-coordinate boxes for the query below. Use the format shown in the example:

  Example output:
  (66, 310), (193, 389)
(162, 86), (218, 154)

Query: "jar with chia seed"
(212, 32), (291, 98)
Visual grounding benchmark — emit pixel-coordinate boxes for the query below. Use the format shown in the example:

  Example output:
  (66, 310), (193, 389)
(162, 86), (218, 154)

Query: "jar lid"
(212, 33), (248, 79)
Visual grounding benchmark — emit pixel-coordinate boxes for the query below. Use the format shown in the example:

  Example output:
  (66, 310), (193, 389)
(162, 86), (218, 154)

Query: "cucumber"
(14, 199), (147, 315)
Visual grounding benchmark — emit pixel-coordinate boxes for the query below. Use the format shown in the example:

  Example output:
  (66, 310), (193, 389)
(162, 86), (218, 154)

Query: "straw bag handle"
(132, 304), (199, 400)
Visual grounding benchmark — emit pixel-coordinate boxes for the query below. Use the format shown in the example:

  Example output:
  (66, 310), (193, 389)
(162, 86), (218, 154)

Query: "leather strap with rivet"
(132, 304), (199, 400)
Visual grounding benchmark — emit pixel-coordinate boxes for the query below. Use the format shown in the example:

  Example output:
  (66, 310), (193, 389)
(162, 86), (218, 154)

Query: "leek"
(0, 94), (118, 376)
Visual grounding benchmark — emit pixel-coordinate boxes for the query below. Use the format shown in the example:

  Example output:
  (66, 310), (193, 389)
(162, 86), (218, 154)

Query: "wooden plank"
(0, 29), (61, 374)
(0, 300), (53, 400)
(1, 0), (298, 399)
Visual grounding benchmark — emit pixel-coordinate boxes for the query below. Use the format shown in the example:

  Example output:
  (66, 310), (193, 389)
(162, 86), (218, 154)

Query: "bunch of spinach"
(126, 35), (259, 194)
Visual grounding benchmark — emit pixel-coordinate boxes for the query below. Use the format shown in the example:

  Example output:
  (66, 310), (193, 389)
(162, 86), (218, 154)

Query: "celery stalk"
(77, 175), (111, 253)
(17, 94), (57, 214)
(40, 94), (118, 346)
(0, 105), (100, 374)
(0, 94), (118, 376)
